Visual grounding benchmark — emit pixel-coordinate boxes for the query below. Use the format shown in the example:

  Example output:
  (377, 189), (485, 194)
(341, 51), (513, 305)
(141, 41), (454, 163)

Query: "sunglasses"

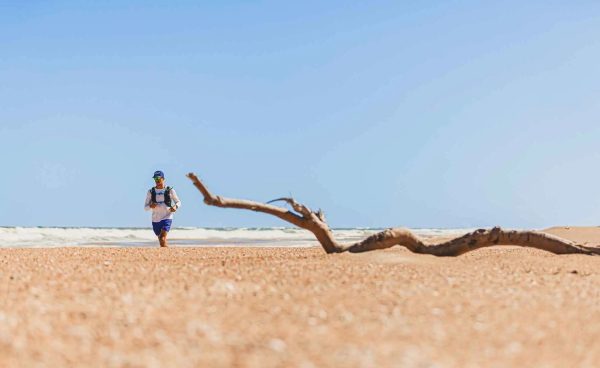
(153, 177), (163, 181)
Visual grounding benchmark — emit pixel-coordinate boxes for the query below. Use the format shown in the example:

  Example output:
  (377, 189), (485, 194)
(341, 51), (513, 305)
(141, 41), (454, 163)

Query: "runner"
(144, 170), (181, 247)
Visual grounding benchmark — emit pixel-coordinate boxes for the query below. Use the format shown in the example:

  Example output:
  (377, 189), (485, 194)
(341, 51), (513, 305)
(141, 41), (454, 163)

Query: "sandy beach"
(1, 227), (599, 367)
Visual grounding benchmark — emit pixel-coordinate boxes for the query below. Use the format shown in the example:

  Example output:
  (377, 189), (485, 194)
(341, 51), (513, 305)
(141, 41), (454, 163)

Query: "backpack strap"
(164, 186), (172, 207)
(150, 187), (157, 204)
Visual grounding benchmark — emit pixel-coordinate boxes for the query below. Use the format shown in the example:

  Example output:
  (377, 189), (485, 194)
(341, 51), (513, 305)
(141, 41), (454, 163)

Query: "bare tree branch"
(187, 173), (340, 253)
(187, 173), (600, 256)
(341, 227), (600, 255)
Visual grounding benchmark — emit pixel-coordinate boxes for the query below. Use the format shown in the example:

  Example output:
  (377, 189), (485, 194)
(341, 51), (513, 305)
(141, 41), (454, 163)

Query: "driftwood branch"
(186, 173), (600, 256)
(187, 173), (339, 253)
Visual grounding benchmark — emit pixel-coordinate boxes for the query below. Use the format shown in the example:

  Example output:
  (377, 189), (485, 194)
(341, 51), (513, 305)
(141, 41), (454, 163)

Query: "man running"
(144, 170), (182, 247)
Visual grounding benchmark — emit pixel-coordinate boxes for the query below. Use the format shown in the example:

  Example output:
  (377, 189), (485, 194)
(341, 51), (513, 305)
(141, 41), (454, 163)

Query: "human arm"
(144, 190), (155, 211)
(169, 188), (181, 212)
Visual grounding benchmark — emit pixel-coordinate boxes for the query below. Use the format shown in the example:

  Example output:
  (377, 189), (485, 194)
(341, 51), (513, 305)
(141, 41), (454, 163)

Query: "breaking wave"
(0, 227), (474, 248)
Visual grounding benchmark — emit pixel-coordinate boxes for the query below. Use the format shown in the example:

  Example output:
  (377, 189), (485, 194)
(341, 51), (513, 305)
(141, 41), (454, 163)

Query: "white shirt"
(144, 186), (182, 222)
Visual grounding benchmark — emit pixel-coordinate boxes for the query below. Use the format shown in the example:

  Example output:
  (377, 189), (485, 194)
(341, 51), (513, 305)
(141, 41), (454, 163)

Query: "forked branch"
(187, 173), (599, 256)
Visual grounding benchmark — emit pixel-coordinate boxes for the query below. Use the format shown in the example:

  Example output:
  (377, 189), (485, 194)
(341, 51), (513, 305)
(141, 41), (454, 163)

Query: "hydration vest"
(150, 186), (173, 207)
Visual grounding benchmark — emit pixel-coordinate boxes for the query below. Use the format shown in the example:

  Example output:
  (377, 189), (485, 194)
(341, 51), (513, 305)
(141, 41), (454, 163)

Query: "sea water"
(0, 227), (475, 248)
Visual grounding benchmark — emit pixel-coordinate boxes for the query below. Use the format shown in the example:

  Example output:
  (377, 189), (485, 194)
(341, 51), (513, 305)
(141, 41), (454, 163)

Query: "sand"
(1, 228), (599, 367)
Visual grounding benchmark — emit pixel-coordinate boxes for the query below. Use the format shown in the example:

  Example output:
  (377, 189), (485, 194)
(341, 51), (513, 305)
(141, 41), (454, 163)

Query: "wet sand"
(1, 228), (599, 367)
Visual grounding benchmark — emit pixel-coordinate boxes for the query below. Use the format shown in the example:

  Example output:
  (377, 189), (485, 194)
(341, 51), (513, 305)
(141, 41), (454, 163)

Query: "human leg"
(156, 219), (172, 248)
(159, 229), (168, 247)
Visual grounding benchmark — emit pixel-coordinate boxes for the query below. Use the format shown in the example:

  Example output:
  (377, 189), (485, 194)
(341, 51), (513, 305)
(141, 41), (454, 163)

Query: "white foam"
(0, 227), (475, 248)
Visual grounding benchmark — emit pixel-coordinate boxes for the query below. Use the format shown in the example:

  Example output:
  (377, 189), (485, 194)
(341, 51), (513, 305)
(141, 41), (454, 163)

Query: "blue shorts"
(152, 219), (173, 236)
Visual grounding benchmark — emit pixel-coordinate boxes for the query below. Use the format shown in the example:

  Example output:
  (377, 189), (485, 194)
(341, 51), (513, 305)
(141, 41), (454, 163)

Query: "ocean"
(0, 227), (475, 248)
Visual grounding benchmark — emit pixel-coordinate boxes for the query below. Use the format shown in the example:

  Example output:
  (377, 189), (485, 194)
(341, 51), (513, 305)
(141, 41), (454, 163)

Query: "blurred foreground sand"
(1, 227), (599, 367)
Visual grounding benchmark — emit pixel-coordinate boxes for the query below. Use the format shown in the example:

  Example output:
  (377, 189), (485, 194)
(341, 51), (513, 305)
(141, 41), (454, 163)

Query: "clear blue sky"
(2, 0), (600, 228)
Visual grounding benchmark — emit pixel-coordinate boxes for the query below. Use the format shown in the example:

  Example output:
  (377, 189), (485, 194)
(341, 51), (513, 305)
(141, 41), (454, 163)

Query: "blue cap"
(153, 170), (165, 178)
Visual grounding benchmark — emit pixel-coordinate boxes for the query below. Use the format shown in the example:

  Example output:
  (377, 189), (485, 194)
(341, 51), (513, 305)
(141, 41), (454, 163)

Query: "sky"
(1, 0), (600, 229)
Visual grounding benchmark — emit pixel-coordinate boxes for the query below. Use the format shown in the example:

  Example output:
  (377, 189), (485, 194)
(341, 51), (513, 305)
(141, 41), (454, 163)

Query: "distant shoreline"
(0, 226), (476, 248)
